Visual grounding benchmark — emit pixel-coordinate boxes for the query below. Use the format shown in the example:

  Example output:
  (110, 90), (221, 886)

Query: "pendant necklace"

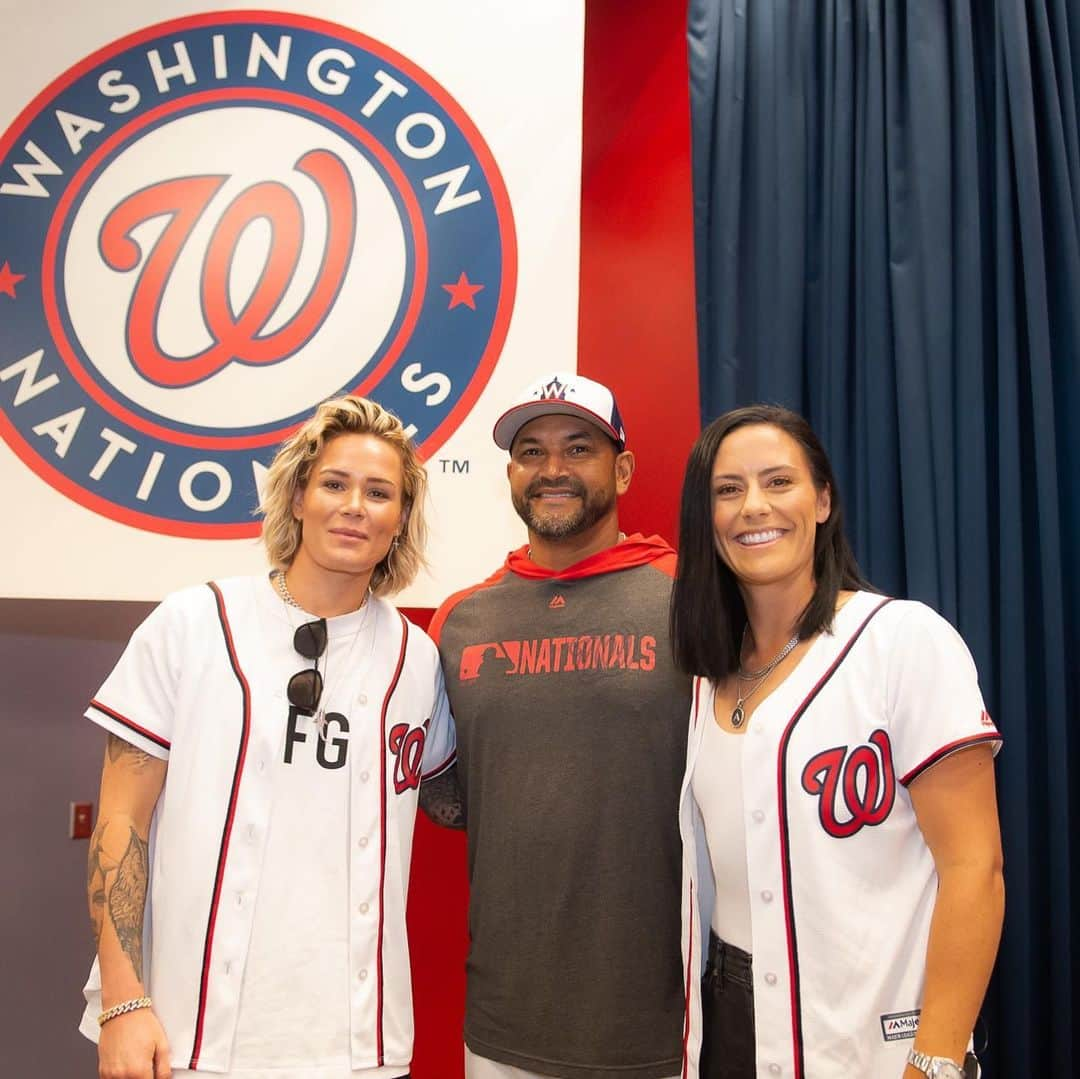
(731, 627), (800, 728)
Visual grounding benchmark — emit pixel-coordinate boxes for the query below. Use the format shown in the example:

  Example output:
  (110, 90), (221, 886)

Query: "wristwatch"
(907, 1049), (965, 1079)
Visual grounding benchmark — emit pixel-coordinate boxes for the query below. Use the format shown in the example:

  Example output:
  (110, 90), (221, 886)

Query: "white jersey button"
(360, 770), (370, 782)
(768, 1065), (781, 1075)
(359, 902), (369, 914)
(358, 693), (368, 706)
(764, 972), (777, 986)
(358, 969), (368, 981)
(752, 810), (765, 823)
(761, 890), (774, 903)
(358, 837), (369, 848)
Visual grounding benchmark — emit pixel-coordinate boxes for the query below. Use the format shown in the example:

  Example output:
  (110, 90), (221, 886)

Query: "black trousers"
(700, 932), (756, 1079)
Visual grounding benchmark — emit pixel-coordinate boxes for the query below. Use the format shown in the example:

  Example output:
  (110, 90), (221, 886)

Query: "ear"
(506, 459), (513, 484)
(291, 483), (304, 521)
(614, 450), (635, 495)
(815, 483), (832, 524)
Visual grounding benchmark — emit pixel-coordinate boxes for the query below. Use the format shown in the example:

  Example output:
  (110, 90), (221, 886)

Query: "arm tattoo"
(108, 825), (149, 980)
(107, 733), (155, 773)
(87, 820), (108, 946)
(419, 767), (467, 829)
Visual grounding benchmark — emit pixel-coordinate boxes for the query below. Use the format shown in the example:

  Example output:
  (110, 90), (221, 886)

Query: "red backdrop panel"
(405, 1), (699, 1073)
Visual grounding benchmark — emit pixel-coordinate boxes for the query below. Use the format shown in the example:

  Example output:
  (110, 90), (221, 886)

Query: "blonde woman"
(81, 396), (455, 1079)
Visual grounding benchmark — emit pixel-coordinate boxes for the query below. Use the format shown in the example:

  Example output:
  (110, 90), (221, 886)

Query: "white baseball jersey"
(78, 575), (456, 1074)
(678, 592), (1002, 1078)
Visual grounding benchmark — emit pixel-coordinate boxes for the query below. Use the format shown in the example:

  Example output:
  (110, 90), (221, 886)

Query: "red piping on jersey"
(88, 699), (171, 750)
(899, 731), (1002, 786)
(376, 613), (409, 1066)
(775, 597), (893, 1079)
(189, 583), (253, 1071)
(681, 879), (694, 1079)
(681, 682), (707, 1076)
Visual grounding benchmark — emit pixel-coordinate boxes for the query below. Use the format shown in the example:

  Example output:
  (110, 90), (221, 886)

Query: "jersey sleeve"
(84, 592), (190, 759)
(421, 660), (456, 781)
(885, 603), (1002, 786)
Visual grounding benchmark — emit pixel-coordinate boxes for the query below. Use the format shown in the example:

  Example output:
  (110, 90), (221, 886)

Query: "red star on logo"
(0, 261), (26, 299)
(442, 271), (484, 310)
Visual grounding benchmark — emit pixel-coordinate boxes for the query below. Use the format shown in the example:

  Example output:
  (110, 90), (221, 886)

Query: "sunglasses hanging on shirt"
(288, 618), (328, 720)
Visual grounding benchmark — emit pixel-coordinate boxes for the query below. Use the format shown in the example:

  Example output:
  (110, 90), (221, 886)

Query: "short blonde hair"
(259, 396), (427, 596)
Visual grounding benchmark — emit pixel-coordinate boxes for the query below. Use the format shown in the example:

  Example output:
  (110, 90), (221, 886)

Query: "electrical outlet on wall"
(70, 802), (93, 840)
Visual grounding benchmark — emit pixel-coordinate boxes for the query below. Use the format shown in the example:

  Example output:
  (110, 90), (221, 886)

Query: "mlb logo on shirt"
(880, 1009), (921, 1041)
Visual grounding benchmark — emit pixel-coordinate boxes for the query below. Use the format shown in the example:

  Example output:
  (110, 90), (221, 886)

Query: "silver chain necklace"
(731, 628), (800, 728)
(273, 570), (302, 608)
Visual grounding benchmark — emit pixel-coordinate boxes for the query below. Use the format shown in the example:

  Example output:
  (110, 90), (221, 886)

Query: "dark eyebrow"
(319, 467), (398, 487)
(516, 427), (597, 448)
(712, 464), (798, 482)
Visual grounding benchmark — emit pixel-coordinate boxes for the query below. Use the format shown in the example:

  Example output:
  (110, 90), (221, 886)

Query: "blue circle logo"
(0, 12), (516, 536)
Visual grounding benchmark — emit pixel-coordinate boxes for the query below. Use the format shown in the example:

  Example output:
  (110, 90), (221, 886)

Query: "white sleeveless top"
(690, 696), (753, 952)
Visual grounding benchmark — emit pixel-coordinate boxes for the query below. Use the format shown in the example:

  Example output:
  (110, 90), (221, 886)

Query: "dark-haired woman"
(671, 407), (1004, 1079)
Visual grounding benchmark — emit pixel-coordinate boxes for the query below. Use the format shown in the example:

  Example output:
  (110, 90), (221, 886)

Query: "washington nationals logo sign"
(0, 12), (516, 536)
(800, 729), (896, 838)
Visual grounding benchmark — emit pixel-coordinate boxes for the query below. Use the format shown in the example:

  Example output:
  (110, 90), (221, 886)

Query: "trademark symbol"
(438, 457), (470, 474)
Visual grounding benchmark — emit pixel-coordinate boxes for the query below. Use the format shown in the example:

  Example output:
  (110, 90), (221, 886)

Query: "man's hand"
(98, 1007), (172, 1079)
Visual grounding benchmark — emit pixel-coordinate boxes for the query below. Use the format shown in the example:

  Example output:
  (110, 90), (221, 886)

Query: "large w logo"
(99, 148), (356, 387)
(800, 728), (897, 838)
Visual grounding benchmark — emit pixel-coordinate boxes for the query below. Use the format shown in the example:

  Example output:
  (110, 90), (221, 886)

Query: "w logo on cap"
(538, 377), (569, 401)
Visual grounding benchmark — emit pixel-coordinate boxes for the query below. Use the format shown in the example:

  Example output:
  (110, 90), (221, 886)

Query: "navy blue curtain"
(688, 1), (1079, 1074)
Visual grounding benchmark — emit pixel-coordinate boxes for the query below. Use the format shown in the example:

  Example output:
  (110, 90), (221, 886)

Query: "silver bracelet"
(98, 996), (152, 1027)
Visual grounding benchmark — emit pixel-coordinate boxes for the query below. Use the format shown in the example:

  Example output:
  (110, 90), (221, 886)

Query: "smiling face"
(290, 432), (405, 585)
(507, 413), (632, 541)
(711, 423), (831, 591)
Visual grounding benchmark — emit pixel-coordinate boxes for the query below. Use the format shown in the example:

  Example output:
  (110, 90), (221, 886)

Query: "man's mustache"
(526, 478), (587, 499)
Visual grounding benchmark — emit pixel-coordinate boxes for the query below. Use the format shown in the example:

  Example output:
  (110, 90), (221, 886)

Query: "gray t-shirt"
(433, 537), (691, 1079)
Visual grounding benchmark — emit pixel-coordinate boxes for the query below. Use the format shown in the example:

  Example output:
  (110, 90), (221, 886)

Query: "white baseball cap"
(492, 372), (627, 451)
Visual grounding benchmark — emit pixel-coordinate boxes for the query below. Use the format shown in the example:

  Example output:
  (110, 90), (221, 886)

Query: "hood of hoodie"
(503, 532), (676, 581)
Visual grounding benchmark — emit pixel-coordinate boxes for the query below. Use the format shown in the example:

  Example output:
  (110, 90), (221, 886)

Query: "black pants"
(700, 932), (756, 1079)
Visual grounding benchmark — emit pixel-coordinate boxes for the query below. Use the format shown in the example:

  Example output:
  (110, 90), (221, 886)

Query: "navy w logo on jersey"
(800, 728), (896, 838)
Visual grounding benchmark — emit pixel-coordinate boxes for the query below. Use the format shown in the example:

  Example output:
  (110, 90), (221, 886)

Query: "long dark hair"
(670, 404), (872, 681)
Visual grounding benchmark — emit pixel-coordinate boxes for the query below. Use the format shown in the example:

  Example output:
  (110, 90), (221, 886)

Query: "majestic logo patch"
(548, 593), (565, 609)
(880, 1009), (920, 1042)
(801, 728), (896, 838)
(0, 12), (516, 536)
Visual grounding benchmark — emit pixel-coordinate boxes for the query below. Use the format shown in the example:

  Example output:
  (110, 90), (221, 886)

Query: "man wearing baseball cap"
(427, 372), (690, 1079)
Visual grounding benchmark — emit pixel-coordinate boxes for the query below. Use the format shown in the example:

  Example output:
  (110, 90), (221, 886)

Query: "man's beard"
(512, 478), (615, 539)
